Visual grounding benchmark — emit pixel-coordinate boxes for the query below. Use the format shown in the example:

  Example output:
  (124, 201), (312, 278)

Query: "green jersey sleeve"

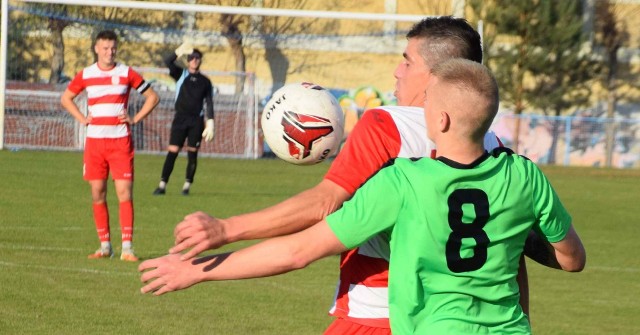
(529, 162), (572, 243)
(326, 163), (405, 249)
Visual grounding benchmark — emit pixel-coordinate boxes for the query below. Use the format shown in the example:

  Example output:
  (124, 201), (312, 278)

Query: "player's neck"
(97, 61), (116, 71)
(435, 139), (485, 165)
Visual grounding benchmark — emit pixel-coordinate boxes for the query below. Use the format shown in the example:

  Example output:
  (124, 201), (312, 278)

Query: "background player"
(139, 59), (586, 334)
(155, 17), (542, 333)
(153, 42), (214, 196)
(61, 29), (159, 261)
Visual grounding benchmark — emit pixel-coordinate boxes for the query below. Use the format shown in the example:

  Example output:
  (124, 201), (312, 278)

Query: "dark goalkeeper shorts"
(169, 119), (204, 148)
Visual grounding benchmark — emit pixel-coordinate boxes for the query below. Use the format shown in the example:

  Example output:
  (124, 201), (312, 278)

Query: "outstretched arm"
(170, 179), (351, 260)
(140, 220), (346, 296)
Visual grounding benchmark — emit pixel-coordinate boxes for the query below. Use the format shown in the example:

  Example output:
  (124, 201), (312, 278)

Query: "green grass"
(1, 150), (639, 334)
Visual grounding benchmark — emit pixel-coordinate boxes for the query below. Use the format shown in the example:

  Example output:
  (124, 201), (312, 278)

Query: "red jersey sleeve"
(66, 70), (85, 94)
(127, 67), (145, 90)
(324, 108), (402, 195)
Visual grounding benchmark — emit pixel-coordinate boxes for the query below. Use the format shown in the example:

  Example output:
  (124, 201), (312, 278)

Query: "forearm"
(164, 53), (182, 80)
(132, 90), (159, 124)
(205, 221), (345, 280)
(225, 179), (350, 243)
(141, 221), (346, 295)
(61, 92), (86, 123)
(205, 92), (214, 120)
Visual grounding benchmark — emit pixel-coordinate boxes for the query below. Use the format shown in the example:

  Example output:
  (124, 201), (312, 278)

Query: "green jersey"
(326, 148), (572, 334)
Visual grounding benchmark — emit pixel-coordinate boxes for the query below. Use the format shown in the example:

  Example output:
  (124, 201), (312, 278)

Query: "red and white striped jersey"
(67, 63), (150, 139)
(324, 105), (503, 328)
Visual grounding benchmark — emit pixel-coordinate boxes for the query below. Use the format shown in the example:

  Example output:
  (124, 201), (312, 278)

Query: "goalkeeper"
(154, 42), (215, 196)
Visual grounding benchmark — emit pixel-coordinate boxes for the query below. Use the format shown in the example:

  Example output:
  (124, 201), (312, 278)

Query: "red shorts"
(323, 318), (391, 335)
(83, 137), (134, 180)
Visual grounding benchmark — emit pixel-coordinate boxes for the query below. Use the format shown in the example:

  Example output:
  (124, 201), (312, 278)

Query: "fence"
(492, 113), (640, 168)
(3, 68), (261, 159)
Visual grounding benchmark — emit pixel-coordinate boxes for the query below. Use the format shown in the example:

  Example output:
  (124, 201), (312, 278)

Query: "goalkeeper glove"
(175, 41), (194, 58)
(202, 119), (215, 142)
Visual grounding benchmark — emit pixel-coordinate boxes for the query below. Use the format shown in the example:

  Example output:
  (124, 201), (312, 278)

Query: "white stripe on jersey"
(89, 103), (126, 117)
(379, 106), (436, 159)
(87, 125), (129, 139)
(329, 282), (389, 319)
(86, 84), (130, 99)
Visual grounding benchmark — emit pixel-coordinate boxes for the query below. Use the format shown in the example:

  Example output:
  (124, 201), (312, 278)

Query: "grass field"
(1, 149), (639, 334)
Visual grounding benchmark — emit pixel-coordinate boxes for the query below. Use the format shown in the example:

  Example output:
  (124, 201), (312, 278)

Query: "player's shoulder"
(198, 72), (213, 83)
(358, 106), (425, 134)
(374, 105), (424, 121)
(489, 147), (541, 173)
(381, 156), (432, 174)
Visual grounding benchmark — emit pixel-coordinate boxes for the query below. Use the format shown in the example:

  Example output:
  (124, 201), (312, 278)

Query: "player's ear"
(439, 111), (450, 132)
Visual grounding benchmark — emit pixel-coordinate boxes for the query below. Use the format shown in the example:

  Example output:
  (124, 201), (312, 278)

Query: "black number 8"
(446, 189), (490, 273)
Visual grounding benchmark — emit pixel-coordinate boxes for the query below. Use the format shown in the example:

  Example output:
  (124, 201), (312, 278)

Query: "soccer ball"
(261, 82), (345, 165)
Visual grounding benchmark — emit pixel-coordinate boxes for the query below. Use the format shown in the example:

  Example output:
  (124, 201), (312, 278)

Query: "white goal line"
(17, 0), (429, 22)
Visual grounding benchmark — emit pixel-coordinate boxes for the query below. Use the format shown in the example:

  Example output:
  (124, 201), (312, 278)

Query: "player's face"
(94, 39), (117, 69)
(187, 54), (202, 72)
(393, 38), (431, 107)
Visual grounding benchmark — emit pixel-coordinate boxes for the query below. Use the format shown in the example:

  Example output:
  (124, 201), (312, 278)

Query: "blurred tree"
(468, 0), (597, 159)
(592, 0), (640, 167)
(201, 0), (327, 94)
(19, 2), (181, 83)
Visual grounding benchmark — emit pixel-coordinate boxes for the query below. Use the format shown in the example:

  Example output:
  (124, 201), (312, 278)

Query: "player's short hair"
(95, 30), (118, 43)
(431, 58), (498, 140)
(407, 16), (482, 67)
(188, 49), (203, 60)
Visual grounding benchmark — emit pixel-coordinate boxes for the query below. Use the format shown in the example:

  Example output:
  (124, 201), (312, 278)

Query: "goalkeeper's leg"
(158, 151), (179, 185)
(183, 149), (198, 195)
(155, 125), (188, 195)
(182, 125), (203, 195)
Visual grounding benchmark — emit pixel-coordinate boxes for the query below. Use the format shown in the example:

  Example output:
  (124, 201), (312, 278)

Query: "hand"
(83, 113), (93, 125)
(139, 253), (207, 296)
(118, 113), (133, 125)
(202, 119), (215, 142)
(171, 211), (227, 260)
(175, 41), (194, 58)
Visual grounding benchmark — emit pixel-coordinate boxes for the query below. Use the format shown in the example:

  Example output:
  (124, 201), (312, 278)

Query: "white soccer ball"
(261, 82), (345, 165)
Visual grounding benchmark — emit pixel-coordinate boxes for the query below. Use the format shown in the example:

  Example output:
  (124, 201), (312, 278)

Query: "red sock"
(119, 200), (134, 243)
(92, 202), (110, 242)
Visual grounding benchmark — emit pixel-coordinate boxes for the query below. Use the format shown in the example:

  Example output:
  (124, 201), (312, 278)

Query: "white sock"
(182, 182), (191, 191)
(101, 241), (112, 251)
(122, 241), (132, 251)
(159, 181), (167, 189)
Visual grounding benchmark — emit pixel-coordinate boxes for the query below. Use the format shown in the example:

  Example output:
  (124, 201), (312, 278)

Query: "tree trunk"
(547, 109), (562, 164)
(604, 47), (618, 167)
(228, 37), (246, 94)
(220, 14), (246, 94)
(48, 18), (67, 84)
(264, 38), (289, 94)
